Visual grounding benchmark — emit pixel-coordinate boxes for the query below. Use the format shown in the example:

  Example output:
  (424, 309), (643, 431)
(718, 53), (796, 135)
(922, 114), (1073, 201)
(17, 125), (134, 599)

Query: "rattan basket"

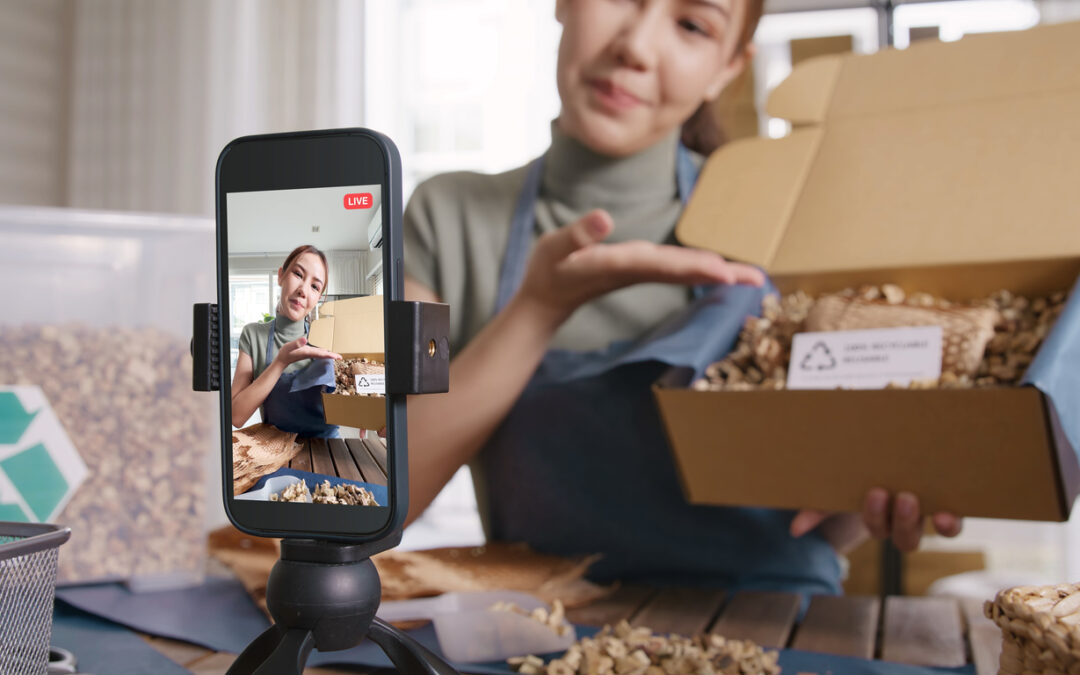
(0, 522), (71, 675)
(986, 583), (1080, 675)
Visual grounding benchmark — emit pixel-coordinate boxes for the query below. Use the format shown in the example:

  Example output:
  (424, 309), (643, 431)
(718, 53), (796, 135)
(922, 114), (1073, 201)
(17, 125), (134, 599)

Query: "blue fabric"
(1022, 274), (1080, 458)
(251, 466), (389, 507)
(481, 143), (842, 594)
(51, 602), (197, 675)
(262, 318), (340, 438)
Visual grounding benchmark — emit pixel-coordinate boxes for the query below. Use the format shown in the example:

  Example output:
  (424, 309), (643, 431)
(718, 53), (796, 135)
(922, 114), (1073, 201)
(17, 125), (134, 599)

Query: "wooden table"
(140, 588), (1002, 674)
(291, 437), (388, 487)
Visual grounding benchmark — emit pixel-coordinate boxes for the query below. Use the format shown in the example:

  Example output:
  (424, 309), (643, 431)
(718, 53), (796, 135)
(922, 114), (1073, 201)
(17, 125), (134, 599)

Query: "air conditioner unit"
(367, 206), (383, 249)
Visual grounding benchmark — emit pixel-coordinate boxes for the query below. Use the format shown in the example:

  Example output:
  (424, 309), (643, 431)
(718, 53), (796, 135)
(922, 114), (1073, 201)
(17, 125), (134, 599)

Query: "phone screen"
(225, 183), (391, 512)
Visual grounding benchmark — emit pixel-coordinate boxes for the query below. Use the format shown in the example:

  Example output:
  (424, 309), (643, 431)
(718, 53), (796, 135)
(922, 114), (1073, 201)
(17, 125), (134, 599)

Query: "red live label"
(344, 193), (373, 209)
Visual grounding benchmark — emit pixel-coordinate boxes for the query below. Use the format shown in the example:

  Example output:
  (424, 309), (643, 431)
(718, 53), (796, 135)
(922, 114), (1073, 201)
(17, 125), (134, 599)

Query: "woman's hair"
(680, 0), (765, 156)
(281, 244), (330, 298)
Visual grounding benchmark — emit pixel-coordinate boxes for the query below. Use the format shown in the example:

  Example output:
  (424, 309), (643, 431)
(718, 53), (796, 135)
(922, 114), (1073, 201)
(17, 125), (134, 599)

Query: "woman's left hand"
(789, 488), (963, 552)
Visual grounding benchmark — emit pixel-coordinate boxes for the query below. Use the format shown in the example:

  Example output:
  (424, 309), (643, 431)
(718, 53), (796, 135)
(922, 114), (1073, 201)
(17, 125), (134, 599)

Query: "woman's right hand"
(513, 209), (766, 327)
(273, 336), (342, 367)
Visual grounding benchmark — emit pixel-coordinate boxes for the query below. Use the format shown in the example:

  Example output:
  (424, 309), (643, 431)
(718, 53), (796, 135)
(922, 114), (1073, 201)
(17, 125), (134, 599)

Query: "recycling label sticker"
(354, 373), (386, 395)
(0, 387), (88, 523)
(787, 326), (943, 390)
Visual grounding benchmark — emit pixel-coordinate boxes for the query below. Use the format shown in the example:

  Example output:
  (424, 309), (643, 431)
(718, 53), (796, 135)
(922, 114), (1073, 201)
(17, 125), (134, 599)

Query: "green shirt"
(403, 124), (702, 532)
(403, 124), (698, 355)
(237, 314), (311, 380)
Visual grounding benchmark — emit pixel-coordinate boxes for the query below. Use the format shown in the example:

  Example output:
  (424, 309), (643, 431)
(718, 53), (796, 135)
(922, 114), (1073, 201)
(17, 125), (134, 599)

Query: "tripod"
(226, 538), (460, 675)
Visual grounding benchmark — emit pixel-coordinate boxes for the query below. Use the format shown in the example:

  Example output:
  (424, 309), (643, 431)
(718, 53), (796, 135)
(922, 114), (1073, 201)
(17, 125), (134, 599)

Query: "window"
(363, 0), (561, 200)
(229, 273), (274, 373)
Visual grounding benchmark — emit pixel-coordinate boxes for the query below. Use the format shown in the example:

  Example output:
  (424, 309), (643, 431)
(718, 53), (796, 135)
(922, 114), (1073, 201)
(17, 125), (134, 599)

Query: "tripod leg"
(367, 617), (460, 675)
(227, 625), (283, 675)
(226, 625), (315, 675)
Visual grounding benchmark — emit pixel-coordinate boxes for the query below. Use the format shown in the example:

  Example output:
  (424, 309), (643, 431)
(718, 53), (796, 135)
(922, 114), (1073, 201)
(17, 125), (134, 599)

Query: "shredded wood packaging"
(491, 599), (572, 637)
(0, 324), (209, 584)
(269, 479), (379, 506)
(333, 358), (385, 396)
(311, 479), (379, 506)
(508, 620), (781, 675)
(693, 286), (1066, 392)
(985, 583), (1080, 674)
(269, 480), (311, 503)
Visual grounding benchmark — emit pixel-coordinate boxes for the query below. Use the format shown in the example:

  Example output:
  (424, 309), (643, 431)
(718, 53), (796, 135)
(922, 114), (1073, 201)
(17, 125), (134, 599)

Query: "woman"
(403, 0), (961, 592)
(232, 244), (342, 438)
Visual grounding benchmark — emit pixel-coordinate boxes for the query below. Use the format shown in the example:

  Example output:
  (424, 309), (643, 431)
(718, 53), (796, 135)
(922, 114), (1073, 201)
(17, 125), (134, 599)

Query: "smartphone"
(215, 129), (405, 540)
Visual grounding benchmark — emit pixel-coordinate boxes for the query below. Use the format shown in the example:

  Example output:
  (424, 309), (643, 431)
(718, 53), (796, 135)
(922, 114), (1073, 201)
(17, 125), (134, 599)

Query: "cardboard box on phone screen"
(653, 22), (1080, 521)
(308, 295), (386, 431)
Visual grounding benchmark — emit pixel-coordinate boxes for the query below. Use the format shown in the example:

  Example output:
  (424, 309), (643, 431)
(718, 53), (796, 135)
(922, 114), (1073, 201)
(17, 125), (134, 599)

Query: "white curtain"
(65, 0), (365, 216)
(325, 249), (364, 297)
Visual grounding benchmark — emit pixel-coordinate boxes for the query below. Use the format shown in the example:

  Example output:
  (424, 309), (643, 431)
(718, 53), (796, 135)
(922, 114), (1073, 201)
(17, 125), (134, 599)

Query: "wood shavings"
(0, 324), (208, 584)
(694, 286), (1067, 392)
(491, 599), (572, 637)
(333, 358), (385, 396)
(508, 620), (781, 675)
(311, 479), (379, 506)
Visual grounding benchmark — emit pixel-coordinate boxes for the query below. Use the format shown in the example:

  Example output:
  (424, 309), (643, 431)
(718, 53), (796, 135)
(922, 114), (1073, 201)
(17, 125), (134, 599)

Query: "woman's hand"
(790, 488), (964, 553)
(273, 336), (342, 367)
(514, 209), (766, 327)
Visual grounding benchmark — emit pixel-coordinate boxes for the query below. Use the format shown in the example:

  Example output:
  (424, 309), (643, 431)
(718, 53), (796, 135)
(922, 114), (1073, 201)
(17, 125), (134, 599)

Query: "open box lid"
(308, 295), (384, 357)
(675, 21), (1080, 298)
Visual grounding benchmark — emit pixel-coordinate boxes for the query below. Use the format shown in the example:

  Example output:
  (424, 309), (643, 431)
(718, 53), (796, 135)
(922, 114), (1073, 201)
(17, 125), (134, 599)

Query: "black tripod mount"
(226, 537), (460, 675)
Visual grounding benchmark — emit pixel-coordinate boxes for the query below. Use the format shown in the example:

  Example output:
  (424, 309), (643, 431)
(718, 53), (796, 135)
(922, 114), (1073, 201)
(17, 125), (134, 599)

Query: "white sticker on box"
(355, 373), (386, 395)
(786, 326), (943, 390)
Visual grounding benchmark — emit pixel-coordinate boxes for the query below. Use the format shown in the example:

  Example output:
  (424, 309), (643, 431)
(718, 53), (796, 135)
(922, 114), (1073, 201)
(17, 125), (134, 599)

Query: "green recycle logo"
(0, 389), (86, 523)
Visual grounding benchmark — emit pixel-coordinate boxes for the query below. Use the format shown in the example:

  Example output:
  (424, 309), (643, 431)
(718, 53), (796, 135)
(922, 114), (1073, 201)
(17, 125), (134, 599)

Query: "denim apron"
(261, 318), (340, 439)
(480, 145), (842, 594)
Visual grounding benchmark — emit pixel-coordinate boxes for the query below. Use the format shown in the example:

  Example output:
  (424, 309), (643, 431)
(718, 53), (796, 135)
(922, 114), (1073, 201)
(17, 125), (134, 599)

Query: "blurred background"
(2, 0), (1079, 595)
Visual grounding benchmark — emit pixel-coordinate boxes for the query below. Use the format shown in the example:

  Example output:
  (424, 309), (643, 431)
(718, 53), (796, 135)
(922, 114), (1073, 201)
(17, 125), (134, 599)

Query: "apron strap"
(494, 156), (545, 315)
(494, 143), (701, 316)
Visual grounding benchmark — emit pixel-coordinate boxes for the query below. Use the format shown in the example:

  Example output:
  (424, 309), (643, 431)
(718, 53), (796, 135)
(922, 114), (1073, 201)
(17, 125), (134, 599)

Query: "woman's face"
(555, 0), (748, 156)
(277, 252), (326, 322)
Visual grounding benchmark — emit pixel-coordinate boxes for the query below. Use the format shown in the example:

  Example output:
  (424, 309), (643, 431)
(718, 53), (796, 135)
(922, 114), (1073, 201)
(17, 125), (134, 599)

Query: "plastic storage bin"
(0, 205), (216, 588)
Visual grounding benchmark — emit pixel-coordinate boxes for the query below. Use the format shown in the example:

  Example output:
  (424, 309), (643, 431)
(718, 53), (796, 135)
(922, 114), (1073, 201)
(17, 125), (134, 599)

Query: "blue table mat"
(249, 466), (389, 506)
(55, 577), (975, 675)
(51, 603), (191, 675)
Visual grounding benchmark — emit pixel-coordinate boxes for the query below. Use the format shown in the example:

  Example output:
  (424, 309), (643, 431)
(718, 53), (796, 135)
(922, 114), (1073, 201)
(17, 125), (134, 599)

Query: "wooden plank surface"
(290, 442), (312, 472)
(366, 437), (388, 475)
(328, 438), (364, 482)
(710, 591), (800, 648)
(961, 597), (1002, 675)
(632, 587), (726, 637)
(309, 438), (336, 477)
(565, 585), (657, 628)
(791, 595), (880, 660)
(347, 438), (386, 485)
(881, 596), (966, 667)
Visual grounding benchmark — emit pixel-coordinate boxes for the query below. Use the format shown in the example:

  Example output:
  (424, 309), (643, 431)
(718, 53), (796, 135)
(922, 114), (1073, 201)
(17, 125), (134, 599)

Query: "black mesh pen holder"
(0, 522), (71, 675)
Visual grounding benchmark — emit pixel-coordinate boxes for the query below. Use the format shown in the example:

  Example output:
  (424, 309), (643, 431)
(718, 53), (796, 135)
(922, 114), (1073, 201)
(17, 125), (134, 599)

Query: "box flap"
(677, 21), (1080, 295)
(309, 296), (384, 355)
(678, 128), (823, 268)
(764, 55), (842, 125)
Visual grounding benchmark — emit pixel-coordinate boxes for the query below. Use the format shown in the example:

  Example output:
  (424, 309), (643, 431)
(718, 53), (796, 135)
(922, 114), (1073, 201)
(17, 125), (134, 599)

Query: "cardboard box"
(654, 22), (1080, 521)
(308, 295), (387, 430)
